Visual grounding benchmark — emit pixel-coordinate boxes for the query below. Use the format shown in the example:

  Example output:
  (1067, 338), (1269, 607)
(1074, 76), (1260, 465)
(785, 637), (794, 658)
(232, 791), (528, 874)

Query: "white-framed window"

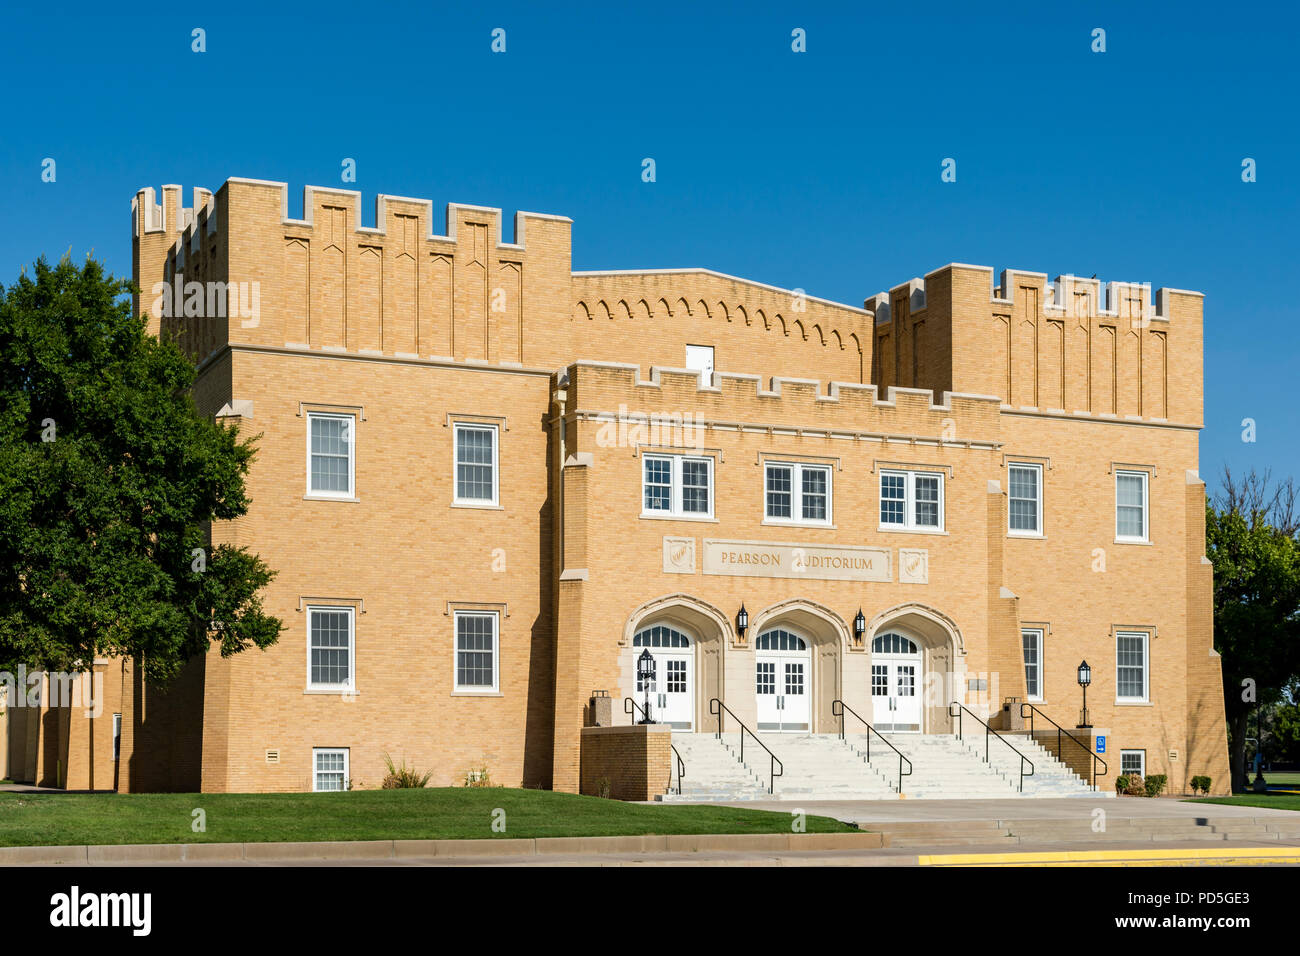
(1116, 630), (1149, 702)
(1022, 628), (1044, 701)
(879, 469), (944, 531)
(1008, 462), (1043, 536)
(454, 610), (499, 693)
(306, 412), (355, 498)
(307, 606), (355, 692)
(1120, 749), (1145, 778)
(1115, 470), (1149, 542)
(112, 713), (122, 762)
(454, 423), (499, 506)
(642, 454), (713, 518)
(764, 461), (832, 525)
(685, 344), (714, 386)
(313, 748), (350, 792)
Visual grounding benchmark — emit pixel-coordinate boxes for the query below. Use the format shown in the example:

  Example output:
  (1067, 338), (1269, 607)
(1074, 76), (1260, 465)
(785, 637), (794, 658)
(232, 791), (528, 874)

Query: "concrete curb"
(0, 831), (886, 865)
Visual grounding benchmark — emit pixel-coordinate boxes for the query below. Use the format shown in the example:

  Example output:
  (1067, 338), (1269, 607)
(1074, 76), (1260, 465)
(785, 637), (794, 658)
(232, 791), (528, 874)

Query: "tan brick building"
(6, 178), (1230, 796)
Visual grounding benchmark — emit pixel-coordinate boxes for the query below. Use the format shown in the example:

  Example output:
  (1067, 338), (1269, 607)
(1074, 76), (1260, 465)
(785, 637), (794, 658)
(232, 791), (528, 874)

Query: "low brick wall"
(579, 725), (672, 801)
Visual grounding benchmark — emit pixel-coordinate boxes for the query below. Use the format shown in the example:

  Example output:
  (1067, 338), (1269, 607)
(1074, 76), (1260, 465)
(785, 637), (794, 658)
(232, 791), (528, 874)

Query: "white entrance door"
(633, 625), (695, 730)
(755, 628), (811, 732)
(870, 631), (923, 732)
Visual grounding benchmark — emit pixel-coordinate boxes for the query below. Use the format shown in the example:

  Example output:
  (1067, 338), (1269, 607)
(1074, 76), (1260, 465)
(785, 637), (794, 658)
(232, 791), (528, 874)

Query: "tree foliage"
(1207, 468), (1300, 787)
(0, 256), (281, 682)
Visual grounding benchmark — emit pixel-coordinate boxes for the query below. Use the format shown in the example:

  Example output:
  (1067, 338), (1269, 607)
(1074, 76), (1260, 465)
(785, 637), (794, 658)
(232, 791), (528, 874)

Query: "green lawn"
(1263, 771), (1300, 786)
(1188, 794), (1300, 811)
(0, 787), (855, 847)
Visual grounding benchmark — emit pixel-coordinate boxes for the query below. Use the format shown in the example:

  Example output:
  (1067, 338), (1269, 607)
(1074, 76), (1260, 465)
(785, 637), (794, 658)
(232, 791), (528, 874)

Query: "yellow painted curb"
(919, 846), (1300, 867)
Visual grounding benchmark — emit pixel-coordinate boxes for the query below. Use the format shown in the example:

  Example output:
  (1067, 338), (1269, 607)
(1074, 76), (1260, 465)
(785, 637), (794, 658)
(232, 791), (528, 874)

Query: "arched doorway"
(870, 630), (922, 732)
(754, 627), (811, 732)
(866, 604), (964, 734)
(632, 624), (695, 729)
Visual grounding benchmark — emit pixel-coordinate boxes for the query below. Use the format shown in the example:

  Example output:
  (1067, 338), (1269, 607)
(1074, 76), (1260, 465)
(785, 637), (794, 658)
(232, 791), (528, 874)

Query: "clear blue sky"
(2, 1), (1295, 494)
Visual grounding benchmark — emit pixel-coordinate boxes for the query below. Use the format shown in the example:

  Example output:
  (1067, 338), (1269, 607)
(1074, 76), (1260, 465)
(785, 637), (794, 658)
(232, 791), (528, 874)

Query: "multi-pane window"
(785, 663), (805, 696)
(307, 413), (354, 497)
(1116, 470), (1148, 542)
(1116, 631), (1149, 701)
(641, 454), (713, 518)
(665, 659), (687, 694)
(879, 470), (944, 531)
(313, 748), (349, 792)
(455, 611), (499, 692)
(1022, 628), (1044, 701)
(454, 424), (498, 505)
(764, 462), (832, 524)
(757, 661), (776, 695)
(897, 665), (916, 698)
(1120, 750), (1145, 777)
(871, 665), (888, 696)
(308, 607), (354, 691)
(1008, 463), (1043, 535)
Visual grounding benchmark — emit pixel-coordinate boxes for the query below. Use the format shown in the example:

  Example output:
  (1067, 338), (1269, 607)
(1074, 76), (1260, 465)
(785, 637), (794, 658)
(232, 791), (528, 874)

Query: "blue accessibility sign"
(1097, 735), (1106, 753)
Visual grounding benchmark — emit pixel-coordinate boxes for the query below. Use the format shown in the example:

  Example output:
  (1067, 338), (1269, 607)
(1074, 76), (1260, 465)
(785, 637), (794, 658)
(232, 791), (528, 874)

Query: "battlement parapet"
(867, 263), (1203, 324)
(566, 361), (1002, 446)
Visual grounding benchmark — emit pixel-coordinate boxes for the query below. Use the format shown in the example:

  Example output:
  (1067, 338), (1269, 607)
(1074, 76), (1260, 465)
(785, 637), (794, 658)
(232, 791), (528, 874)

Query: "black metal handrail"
(831, 699), (913, 794)
(709, 698), (783, 793)
(948, 702), (1035, 793)
(624, 698), (686, 794)
(1019, 702), (1107, 791)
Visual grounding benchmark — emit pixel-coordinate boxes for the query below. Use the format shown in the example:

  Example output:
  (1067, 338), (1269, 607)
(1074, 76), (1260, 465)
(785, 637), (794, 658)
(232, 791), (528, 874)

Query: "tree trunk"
(1229, 710), (1250, 792)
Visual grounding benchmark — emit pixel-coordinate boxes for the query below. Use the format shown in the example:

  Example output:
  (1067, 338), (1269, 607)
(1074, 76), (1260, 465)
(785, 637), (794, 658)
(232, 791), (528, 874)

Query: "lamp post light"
(636, 648), (656, 724)
(1076, 659), (1092, 729)
(736, 604), (749, 642)
(853, 609), (867, 645)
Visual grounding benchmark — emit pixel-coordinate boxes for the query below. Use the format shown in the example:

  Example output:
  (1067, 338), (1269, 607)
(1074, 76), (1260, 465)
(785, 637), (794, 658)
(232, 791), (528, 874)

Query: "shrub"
(1124, 774), (1146, 796)
(464, 764), (493, 788)
(1115, 774), (1130, 793)
(1144, 774), (1168, 798)
(381, 753), (432, 789)
(1190, 774), (1210, 795)
(596, 777), (612, 799)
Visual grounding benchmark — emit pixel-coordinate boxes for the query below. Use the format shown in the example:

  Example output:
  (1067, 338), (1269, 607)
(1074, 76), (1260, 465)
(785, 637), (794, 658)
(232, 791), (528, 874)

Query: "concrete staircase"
(658, 731), (1102, 802)
(660, 732), (774, 802)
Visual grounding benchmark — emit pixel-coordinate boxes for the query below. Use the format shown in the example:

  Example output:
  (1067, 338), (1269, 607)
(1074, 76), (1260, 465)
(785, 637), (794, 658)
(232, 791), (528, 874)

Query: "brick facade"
(5, 179), (1231, 797)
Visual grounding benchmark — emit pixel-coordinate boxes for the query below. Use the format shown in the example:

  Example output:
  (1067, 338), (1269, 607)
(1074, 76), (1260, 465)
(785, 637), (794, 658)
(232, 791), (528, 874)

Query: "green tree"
(1207, 468), (1300, 790)
(0, 255), (281, 683)
(1271, 697), (1300, 764)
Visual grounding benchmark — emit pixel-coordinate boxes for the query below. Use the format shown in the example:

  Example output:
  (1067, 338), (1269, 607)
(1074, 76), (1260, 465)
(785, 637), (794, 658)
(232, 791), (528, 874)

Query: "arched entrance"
(754, 627), (811, 732)
(866, 603), (964, 734)
(870, 630), (922, 732)
(749, 600), (850, 733)
(632, 624), (695, 729)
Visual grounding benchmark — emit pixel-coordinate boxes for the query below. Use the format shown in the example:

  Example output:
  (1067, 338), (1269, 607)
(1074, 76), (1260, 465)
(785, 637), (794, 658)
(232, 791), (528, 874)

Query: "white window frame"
(1007, 462), (1044, 537)
(1115, 630), (1150, 703)
(878, 469), (945, 532)
(312, 747), (350, 792)
(1021, 627), (1044, 702)
(764, 461), (832, 526)
(112, 713), (122, 762)
(1115, 469), (1149, 543)
(305, 412), (355, 499)
(641, 453), (714, 519)
(453, 422), (500, 507)
(453, 610), (500, 694)
(306, 605), (356, 694)
(1120, 749), (1146, 778)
